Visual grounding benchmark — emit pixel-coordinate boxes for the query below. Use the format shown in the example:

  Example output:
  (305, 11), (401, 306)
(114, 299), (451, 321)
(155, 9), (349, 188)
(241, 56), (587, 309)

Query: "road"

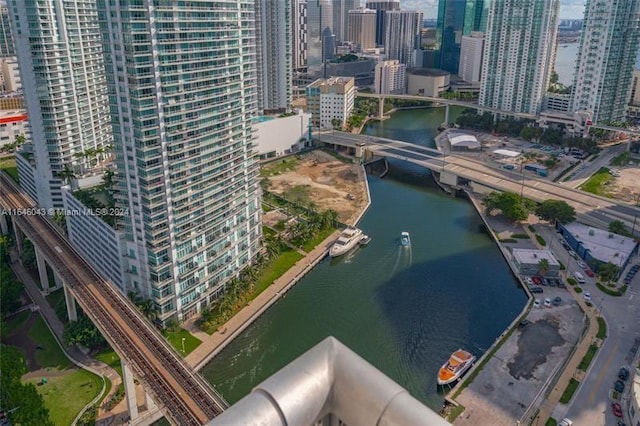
(561, 144), (628, 188)
(537, 226), (640, 426)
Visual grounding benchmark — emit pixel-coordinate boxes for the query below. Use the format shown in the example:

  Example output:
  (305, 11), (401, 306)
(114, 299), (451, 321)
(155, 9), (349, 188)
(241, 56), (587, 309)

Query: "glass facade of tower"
(571, 0), (640, 123)
(97, 0), (262, 322)
(436, 0), (487, 74)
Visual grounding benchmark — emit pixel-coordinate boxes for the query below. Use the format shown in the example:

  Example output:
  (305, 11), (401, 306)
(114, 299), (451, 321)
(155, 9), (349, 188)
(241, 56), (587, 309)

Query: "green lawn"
(1, 310), (30, 338)
(25, 369), (102, 426)
(597, 316), (607, 339)
(249, 249), (303, 301)
(0, 156), (18, 182)
(579, 168), (614, 197)
(559, 378), (580, 404)
(260, 157), (300, 177)
(164, 328), (202, 356)
(95, 348), (122, 379)
(301, 228), (336, 252)
(578, 344), (599, 371)
(27, 315), (72, 369)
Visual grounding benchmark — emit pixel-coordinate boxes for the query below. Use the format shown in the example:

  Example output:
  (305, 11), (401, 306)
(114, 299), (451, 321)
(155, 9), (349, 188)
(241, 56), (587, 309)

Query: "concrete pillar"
(54, 273), (63, 290)
(444, 104), (450, 126)
(144, 391), (157, 412)
(35, 248), (50, 292)
(378, 97), (384, 119)
(63, 283), (77, 322)
(13, 224), (23, 256)
(0, 214), (8, 235)
(122, 362), (139, 420)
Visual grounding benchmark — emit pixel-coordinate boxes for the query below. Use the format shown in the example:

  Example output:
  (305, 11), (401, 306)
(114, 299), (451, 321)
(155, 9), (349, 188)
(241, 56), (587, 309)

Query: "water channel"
(202, 107), (528, 410)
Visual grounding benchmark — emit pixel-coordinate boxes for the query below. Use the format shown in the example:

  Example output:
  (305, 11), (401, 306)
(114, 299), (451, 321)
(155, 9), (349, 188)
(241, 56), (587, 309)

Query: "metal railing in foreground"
(208, 336), (450, 426)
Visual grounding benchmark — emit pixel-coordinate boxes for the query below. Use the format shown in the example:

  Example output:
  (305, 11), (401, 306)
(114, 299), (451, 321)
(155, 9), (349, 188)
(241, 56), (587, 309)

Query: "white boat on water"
(359, 235), (371, 245)
(437, 349), (476, 386)
(400, 231), (411, 247)
(329, 227), (363, 257)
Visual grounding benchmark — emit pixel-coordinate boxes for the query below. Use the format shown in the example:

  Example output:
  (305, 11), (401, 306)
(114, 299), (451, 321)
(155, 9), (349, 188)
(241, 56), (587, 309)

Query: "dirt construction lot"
(261, 150), (369, 225)
(613, 167), (640, 203)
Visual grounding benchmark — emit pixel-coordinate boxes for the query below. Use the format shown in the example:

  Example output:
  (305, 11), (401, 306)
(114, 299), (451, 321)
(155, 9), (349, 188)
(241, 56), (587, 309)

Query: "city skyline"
(403, 0), (585, 19)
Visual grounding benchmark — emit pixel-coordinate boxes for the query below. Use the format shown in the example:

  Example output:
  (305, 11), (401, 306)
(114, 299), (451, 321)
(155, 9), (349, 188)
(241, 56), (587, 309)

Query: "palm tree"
(84, 148), (97, 168)
(102, 167), (115, 189)
(14, 134), (26, 148)
(538, 258), (550, 276)
(95, 147), (105, 164)
(58, 164), (76, 186)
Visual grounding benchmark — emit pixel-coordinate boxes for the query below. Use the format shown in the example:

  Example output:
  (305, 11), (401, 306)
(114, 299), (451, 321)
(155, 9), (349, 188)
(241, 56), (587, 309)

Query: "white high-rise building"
(333, 0), (358, 43)
(256, 0), (293, 114)
(9, 0), (114, 209)
(570, 0), (640, 123)
(292, 0), (308, 72)
(384, 10), (423, 66)
(348, 8), (377, 52)
(0, 6), (14, 57)
(479, 0), (560, 115)
(458, 32), (484, 84)
(374, 60), (406, 94)
(98, 0), (262, 322)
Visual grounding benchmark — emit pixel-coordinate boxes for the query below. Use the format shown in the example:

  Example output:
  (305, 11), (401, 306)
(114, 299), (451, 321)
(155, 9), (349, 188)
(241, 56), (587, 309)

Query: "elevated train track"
(0, 172), (227, 425)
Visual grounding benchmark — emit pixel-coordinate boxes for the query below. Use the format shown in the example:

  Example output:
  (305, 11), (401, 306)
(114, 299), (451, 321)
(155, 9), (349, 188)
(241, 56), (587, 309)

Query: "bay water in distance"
(202, 107), (527, 410)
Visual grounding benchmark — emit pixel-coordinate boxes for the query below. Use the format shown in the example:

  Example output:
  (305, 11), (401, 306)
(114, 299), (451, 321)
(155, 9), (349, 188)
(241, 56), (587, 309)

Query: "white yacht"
(329, 227), (363, 257)
(400, 231), (411, 247)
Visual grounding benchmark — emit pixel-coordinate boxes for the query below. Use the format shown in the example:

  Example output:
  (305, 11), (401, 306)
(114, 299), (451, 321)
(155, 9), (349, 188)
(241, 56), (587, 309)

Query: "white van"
(573, 271), (586, 284)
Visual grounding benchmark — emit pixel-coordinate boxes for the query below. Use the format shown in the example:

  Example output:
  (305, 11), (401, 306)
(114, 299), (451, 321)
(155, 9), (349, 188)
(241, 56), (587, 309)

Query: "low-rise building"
(447, 132), (480, 151)
(406, 68), (450, 97)
(557, 222), (640, 273)
(0, 110), (28, 146)
(544, 93), (571, 112)
(306, 77), (355, 129)
(253, 110), (312, 159)
(512, 249), (560, 277)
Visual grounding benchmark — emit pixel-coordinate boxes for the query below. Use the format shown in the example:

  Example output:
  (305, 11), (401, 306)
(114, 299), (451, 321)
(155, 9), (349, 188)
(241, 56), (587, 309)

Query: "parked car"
(532, 276), (542, 285)
(618, 367), (630, 381)
(529, 286), (544, 294)
(585, 269), (595, 277)
(525, 277), (534, 285)
(612, 402), (623, 417)
(577, 260), (587, 269)
(553, 296), (562, 306)
(518, 320), (531, 329)
(584, 292), (592, 302)
(534, 299), (541, 308)
(544, 298), (552, 308)
(614, 379), (625, 392)
(568, 250), (578, 258)
(558, 419), (573, 426)
(556, 281), (566, 289)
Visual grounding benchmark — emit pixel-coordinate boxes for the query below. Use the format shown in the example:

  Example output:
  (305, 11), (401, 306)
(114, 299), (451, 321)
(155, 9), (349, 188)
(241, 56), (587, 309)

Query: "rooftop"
(407, 68), (450, 77)
(564, 222), (638, 266)
(512, 249), (560, 266)
(493, 149), (521, 158)
(448, 132), (480, 148)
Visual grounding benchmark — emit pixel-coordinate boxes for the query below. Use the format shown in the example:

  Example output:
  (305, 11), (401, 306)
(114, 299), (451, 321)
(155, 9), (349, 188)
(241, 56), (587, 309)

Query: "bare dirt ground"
(612, 167), (640, 203)
(262, 150), (368, 225)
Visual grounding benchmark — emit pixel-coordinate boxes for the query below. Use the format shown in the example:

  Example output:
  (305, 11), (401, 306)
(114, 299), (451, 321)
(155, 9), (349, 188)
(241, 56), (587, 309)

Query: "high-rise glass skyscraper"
(435, 0), (487, 74)
(570, 0), (640, 123)
(97, 0), (262, 322)
(0, 6), (15, 57)
(480, 0), (560, 114)
(9, 0), (114, 210)
(307, 0), (334, 69)
(366, 0), (400, 47)
(256, 0), (293, 114)
(332, 0), (358, 44)
(384, 10), (423, 67)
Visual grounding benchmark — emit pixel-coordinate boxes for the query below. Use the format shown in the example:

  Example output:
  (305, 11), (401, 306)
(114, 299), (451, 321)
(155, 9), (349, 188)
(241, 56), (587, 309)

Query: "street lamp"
(181, 337), (186, 354)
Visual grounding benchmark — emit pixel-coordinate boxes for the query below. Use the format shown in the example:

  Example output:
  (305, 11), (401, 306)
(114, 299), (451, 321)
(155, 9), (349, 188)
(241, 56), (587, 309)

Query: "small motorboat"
(400, 231), (411, 247)
(437, 349), (476, 385)
(359, 235), (371, 245)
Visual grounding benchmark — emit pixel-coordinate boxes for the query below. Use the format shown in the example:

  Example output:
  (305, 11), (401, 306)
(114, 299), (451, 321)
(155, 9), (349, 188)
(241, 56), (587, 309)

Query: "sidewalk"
(8, 250), (124, 421)
(184, 229), (341, 369)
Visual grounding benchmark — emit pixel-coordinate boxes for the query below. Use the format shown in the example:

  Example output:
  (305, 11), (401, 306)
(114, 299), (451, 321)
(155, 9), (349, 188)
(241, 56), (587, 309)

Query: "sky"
(400, 0), (586, 20)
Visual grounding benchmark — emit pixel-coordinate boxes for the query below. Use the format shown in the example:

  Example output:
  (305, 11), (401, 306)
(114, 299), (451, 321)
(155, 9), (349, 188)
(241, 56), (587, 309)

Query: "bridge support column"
(122, 362), (140, 421)
(444, 104), (450, 126)
(144, 391), (157, 412)
(35, 248), (50, 292)
(13, 224), (23, 256)
(0, 214), (8, 235)
(379, 97), (384, 119)
(63, 283), (77, 322)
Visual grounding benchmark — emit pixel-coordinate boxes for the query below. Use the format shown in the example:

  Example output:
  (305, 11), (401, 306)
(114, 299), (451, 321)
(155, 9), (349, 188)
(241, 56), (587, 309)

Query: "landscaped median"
(596, 281), (626, 296)
(559, 378), (580, 404)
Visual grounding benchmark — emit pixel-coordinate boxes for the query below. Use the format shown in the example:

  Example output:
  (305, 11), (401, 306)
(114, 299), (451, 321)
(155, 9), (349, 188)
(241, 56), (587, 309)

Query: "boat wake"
(390, 246), (413, 276)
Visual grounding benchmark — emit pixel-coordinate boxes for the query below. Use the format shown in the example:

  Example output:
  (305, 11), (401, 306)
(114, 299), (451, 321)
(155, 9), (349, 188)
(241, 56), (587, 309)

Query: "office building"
(9, 0), (114, 210)
(480, 0), (560, 115)
(333, 0), (358, 43)
(0, 6), (14, 57)
(292, 0), (308, 72)
(374, 60), (406, 94)
(256, 0), (293, 114)
(306, 76), (355, 129)
(98, 1), (262, 322)
(348, 8), (377, 52)
(0, 56), (20, 92)
(307, 0), (335, 69)
(384, 10), (423, 66)
(458, 31), (484, 83)
(0, 110), (28, 147)
(571, 0), (640, 123)
(365, 0), (400, 47)
(436, 0), (487, 74)
(629, 70), (640, 123)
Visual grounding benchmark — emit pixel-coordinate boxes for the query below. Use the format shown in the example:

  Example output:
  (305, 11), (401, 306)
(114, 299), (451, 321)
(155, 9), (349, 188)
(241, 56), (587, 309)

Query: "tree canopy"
(535, 199), (576, 224)
(608, 220), (630, 237)
(598, 262), (620, 282)
(483, 191), (532, 221)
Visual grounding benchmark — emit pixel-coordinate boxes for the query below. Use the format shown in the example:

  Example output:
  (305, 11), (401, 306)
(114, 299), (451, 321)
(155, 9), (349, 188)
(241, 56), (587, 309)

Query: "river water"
(202, 107), (527, 410)
(554, 43), (579, 86)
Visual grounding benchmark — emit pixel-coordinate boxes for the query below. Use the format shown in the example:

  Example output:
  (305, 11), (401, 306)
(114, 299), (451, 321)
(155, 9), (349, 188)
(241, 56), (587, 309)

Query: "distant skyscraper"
(307, 0), (335, 69)
(480, 0), (560, 115)
(365, 0), (400, 47)
(98, 0), (262, 322)
(435, 0), (487, 74)
(348, 8), (377, 52)
(458, 31), (484, 83)
(256, 0), (293, 113)
(374, 60), (407, 94)
(333, 0), (358, 43)
(0, 6), (14, 57)
(10, 0), (113, 209)
(292, 0), (308, 72)
(570, 0), (640, 123)
(384, 10), (423, 66)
